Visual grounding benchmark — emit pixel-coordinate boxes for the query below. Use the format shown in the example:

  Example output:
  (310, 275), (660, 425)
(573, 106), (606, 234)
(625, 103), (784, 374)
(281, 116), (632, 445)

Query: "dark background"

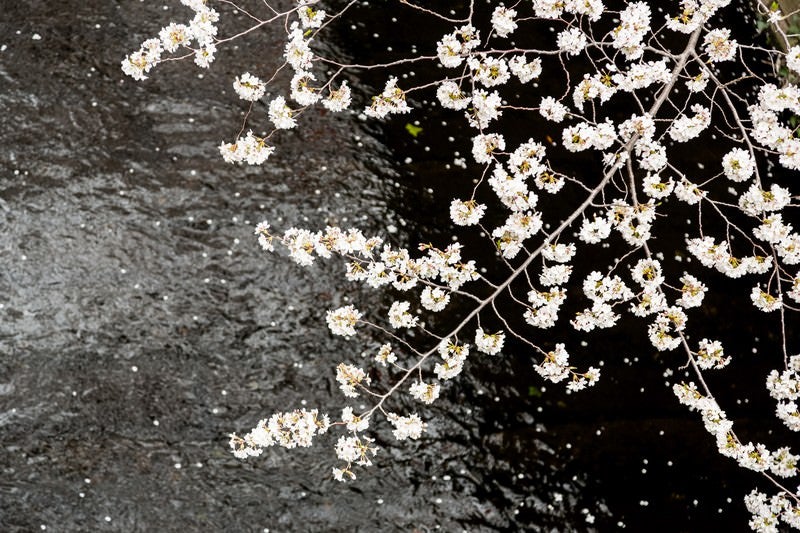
(0, 0), (794, 531)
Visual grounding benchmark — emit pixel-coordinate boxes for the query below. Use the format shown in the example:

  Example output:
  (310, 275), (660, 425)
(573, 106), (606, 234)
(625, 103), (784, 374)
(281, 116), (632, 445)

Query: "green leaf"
(528, 386), (542, 397)
(404, 123), (423, 137)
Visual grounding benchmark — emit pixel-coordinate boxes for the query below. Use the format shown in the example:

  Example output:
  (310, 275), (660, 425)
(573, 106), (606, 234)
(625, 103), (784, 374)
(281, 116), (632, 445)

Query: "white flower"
(612, 2), (650, 58)
(738, 183), (791, 216)
(648, 308), (687, 351)
(194, 43), (216, 68)
(387, 413), (427, 441)
(268, 96), (297, 129)
(770, 447), (798, 478)
(630, 258), (664, 287)
(642, 174), (674, 199)
(619, 114), (655, 142)
(533, 0), (565, 18)
(374, 343), (397, 366)
(777, 233), (800, 265)
(686, 70), (709, 92)
(229, 408), (329, 458)
(219, 131), (275, 165)
(409, 380), (441, 404)
(635, 139), (667, 171)
(535, 344), (570, 383)
(322, 81), (352, 112)
(420, 286), (450, 312)
(579, 216), (613, 244)
(335, 435), (360, 462)
(722, 148), (755, 182)
(190, 8), (218, 46)
(254, 221), (274, 252)
(336, 363), (370, 398)
(753, 214), (792, 244)
(776, 401), (800, 431)
(436, 25), (480, 68)
(475, 328), (505, 355)
(233, 72), (266, 102)
(539, 96), (568, 122)
(557, 27), (586, 56)
(508, 139), (546, 176)
(540, 264), (572, 286)
(285, 24), (313, 71)
(703, 28), (737, 62)
(673, 179), (705, 205)
(787, 46), (800, 74)
(491, 6), (517, 37)
(571, 301), (619, 331)
(467, 89), (503, 129)
(299, 6), (326, 28)
(469, 56), (511, 87)
(290, 71), (321, 106)
(437, 34), (464, 68)
(436, 81), (470, 110)
(331, 467), (354, 482)
(677, 274), (707, 308)
(159, 23), (192, 53)
(326, 305), (362, 337)
(567, 0), (604, 21)
(341, 406), (369, 432)
(573, 74), (617, 111)
(668, 105), (710, 142)
(630, 287), (668, 317)
(696, 339), (730, 370)
(122, 38), (164, 80)
(751, 286), (782, 312)
(434, 339), (470, 380)
(283, 227), (320, 266)
(388, 301), (418, 328)
(542, 243), (576, 263)
(509, 56), (542, 83)
(450, 199), (486, 225)
(472, 133), (505, 164)
(364, 77), (411, 118)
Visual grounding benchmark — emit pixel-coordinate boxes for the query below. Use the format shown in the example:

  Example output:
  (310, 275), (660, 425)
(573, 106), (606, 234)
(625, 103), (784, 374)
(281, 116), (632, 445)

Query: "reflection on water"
(0, 1), (588, 531)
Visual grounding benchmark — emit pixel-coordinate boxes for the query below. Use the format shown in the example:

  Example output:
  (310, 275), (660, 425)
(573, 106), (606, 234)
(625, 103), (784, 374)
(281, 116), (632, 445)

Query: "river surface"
(0, 1), (786, 531)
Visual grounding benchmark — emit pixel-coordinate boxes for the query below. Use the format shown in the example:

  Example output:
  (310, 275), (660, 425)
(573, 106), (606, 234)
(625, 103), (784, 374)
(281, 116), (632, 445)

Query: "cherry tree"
(124, 0), (800, 528)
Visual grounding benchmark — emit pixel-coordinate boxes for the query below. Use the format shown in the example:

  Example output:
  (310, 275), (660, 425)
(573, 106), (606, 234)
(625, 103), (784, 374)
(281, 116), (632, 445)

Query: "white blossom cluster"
(386, 413), (427, 440)
(475, 328), (505, 355)
(364, 77), (411, 118)
(745, 489), (800, 532)
(766, 355), (800, 432)
(122, 1), (218, 79)
(336, 363), (370, 398)
(126, 0), (800, 521)
(332, 434), (379, 481)
(695, 338), (730, 370)
(686, 236), (773, 281)
(674, 383), (798, 479)
(434, 339), (470, 380)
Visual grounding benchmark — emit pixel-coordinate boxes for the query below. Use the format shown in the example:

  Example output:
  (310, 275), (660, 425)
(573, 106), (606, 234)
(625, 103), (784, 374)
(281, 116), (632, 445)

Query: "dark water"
(0, 1), (789, 531)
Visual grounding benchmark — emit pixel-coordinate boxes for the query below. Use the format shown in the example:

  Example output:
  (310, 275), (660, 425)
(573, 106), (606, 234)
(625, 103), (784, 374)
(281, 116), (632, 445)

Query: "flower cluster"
(229, 408), (330, 458)
(674, 382), (798, 479)
(766, 355), (800, 431)
(127, 0), (800, 524)
(122, 1), (218, 79)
